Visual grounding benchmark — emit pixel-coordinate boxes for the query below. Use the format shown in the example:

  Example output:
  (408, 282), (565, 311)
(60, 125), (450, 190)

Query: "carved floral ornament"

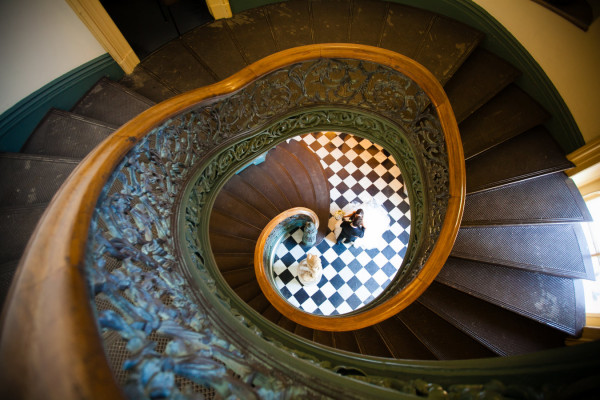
(81, 45), (472, 398)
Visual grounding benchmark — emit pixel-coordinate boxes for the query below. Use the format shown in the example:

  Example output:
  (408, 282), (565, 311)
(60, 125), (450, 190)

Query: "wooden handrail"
(255, 207), (319, 304)
(0, 44), (464, 397)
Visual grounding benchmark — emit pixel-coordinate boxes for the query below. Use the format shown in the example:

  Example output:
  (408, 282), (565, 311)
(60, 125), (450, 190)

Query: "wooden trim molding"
(65, 0), (140, 74)
(206, 0), (233, 19)
(567, 136), (600, 201)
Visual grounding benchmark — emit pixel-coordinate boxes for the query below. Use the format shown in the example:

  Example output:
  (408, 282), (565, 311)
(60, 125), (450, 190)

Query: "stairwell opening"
(227, 131), (412, 316)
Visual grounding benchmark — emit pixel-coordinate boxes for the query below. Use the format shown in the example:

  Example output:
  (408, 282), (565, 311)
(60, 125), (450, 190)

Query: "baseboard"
(0, 53), (124, 152)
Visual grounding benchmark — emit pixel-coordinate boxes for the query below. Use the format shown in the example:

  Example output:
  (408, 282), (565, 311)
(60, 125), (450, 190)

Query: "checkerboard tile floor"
(271, 132), (411, 315)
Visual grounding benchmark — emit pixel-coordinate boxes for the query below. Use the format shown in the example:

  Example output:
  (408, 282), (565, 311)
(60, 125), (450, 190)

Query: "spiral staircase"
(1, 1), (598, 399)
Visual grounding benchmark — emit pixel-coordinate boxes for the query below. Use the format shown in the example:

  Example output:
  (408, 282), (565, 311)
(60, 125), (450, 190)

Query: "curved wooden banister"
(0, 44), (464, 398)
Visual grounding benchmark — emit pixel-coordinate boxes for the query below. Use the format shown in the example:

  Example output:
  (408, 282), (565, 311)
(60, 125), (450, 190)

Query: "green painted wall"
(228, 0), (584, 153)
(0, 53), (123, 152)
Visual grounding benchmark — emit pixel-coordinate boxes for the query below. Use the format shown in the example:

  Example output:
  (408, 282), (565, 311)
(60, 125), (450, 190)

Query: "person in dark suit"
(336, 209), (365, 245)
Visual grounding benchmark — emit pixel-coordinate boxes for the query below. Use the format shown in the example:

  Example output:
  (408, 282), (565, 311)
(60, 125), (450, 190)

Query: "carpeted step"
(255, 162), (303, 208)
(451, 224), (594, 279)
(71, 77), (154, 127)
(0, 204), (46, 263)
(462, 173), (592, 226)
(209, 209), (262, 240)
(221, 266), (256, 289)
(436, 257), (586, 335)
(418, 283), (569, 356)
(294, 324), (314, 341)
(212, 188), (271, 230)
(277, 315), (298, 333)
(21, 109), (116, 159)
(397, 302), (496, 360)
(233, 280), (263, 303)
(0, 260), (19, 309)
(349, 0), (389, 46)
(247, 292), (272, 315)
(224, 7), (278, 64)
(381, 4), (483, 84)
(0, 154), (79, 207)
(354, 326), (393, 357)
(445, 48), (521, 123)
(182, 19), (248, 81)
(312, 0), (352, 43)
(211, 253), (253, 273)
(460, 84), (550, 159)
(221, 174), (282, 220)
(285, 139), (330, 239)
(270, 146), (316, 208)
(262, 304), (283, 324)
(333, 331), (361, 353)
(138, 40), (217, 93)
(210, 232), (256, 254)
(313, 330), (335, 348)
(466, 126), (574, 194)
(238, 167), (293, 211)
(119, 67), (179, 104)
(375, 317), (436, 360)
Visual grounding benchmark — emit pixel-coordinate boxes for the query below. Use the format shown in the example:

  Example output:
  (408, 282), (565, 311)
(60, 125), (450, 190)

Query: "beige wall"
(0, 0), (105, 114)
(473, 0), (600, 144)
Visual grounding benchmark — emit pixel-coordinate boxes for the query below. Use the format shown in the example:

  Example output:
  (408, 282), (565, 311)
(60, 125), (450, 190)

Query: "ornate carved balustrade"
(2, 44), (598, 400)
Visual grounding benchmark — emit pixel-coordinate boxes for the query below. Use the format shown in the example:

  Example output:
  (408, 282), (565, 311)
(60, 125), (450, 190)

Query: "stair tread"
(419, 282), (569, 356)
(285, 139), (331, 241)
(460, 84), (550, 159)
(140, 40), (216, 93)
(209, 232), (256, 254)
(349, 0), (389, 46)
(312, 0), (354, 43)
(0, 204), (47, 262)
(238, 166), (293, 211)
(262, 304), (283, 324)
(22, 109), (116, 159)
(381, 5), (439, 65)
(398, 302), (496, 360)
(212, 253), (253, 272)
(71, 77), (154, 127)
(294, 324), (314, 341)
(333, 331), (361, 353)
(183, 19), (248, 81)
(437, 257), (585, 335)
(271, 146), (315, 208)
(354, 326), (393, 358)
(376, 317), (436, 360)
(247, 292), (271, 315)
(209, 210), (262, 239)
(312, 330), (335, 348)
(221, 267), (256, 289)
(225, 7), (278, 64)
(222, 174), (281, 220)
(413, 15), (484, 84)
(256, 157), (303, 208)
(0, 259), (20, 310)
(452, 224), (594, 279)
(233, 279), (262, 302)
(119, 67), (178, 103)
(0, 154), (79, 207)
(466, 126), (573, 194)
(462, 172), (592, 226)
(445, 48), (521, 123)
(212, 189), (271, 230)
